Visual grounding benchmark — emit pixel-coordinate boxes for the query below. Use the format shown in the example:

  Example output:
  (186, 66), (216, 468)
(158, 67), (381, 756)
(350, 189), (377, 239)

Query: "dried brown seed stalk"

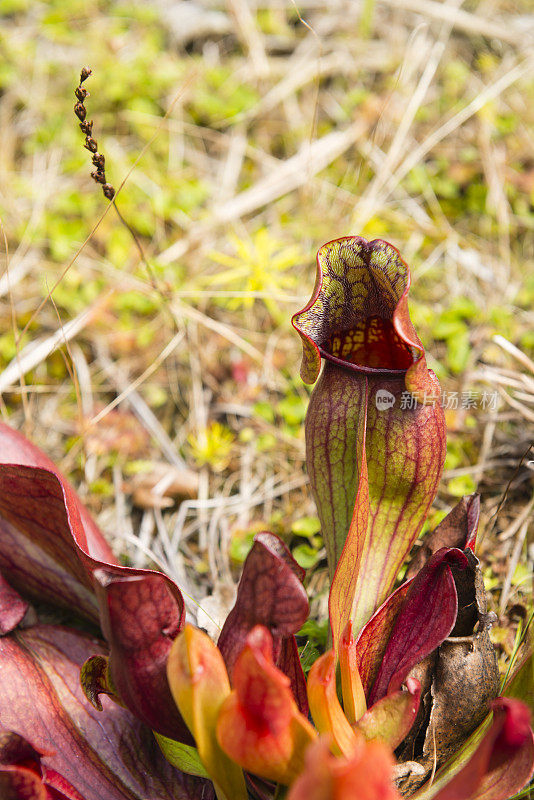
(74, 67), (115, 201)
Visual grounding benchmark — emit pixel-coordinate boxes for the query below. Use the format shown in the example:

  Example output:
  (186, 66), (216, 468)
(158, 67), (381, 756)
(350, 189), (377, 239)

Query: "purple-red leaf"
(277, 636), (310, 716)
(431, 698), (534, 800)
(354, 580), (412, 698)
(0, 754), (87, 800)
(217, 532), (309, 713)
(93, 568), (191, 743)
(0, 460), (108, 622)
(0, 423), (181, 625)
(367, 548), (468, 705)
(0, 765), (53, 800)
(0, 624), (214, 800)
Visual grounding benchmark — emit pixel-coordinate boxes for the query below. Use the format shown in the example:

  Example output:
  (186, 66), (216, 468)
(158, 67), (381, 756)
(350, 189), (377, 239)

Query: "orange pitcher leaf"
(308, 650), (360, 757)
(216, 626), (316, 785)
(288, 736), (401, 800)
(167, 625), (247, 800)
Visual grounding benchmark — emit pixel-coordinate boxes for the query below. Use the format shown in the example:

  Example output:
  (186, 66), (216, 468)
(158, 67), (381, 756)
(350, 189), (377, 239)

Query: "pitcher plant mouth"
(292, 236), (440, 402)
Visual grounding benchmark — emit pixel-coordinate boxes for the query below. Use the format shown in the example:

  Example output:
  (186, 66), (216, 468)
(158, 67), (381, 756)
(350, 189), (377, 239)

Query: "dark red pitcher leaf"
(93, 569), (192, 743)
(217, 533), (309, 714)
(430, 699), (534, 800)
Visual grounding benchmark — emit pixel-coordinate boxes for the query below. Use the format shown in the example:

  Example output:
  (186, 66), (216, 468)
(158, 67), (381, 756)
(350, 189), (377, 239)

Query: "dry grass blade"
(227, 0), (270, 77)
(498, 497), (534, 542)
(0, 251), (39, 298)
(355, 1), (460, 226)
(158, 120), (366, 264)
(0, 294), (111, 395)
(494, 335), (534, 375)
(499, 518), (530, 613)
(172, 301), (265, 363)
(95, 340), (187, 469)
(354, 54), (534, 227)
(378, 0), (530, 46)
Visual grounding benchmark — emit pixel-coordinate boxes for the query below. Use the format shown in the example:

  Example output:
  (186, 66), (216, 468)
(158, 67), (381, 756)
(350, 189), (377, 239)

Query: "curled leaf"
(0, 423), (117, 621)
(368, 548), (468, 705)
(217, 626), (316, 785)
(424, 623), (500, 766)
(0, 422), (192, 741)
(93, 568), (191, 742)
(397, 550), (501, 795)
(292, 237), (439, 400)
(80, 654), (121, 711)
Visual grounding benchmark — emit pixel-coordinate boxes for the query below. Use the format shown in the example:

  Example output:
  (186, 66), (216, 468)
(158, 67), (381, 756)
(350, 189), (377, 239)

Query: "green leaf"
(252, 401), (275, 424)
(447, 474), (476, 497)
(291, 516), (321, 538)
(511, 562), (531, 587)
(155, 733), (209, 779)
(276, 395), (307, 426)
(504, 648), (534, 715)
(292, 543), (320, 569)
(297, 619), (329, 650)
(229, 531), (256, 563)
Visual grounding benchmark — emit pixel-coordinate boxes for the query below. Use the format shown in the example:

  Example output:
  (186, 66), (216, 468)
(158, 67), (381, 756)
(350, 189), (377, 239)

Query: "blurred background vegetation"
(0, 0), (532, 661)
